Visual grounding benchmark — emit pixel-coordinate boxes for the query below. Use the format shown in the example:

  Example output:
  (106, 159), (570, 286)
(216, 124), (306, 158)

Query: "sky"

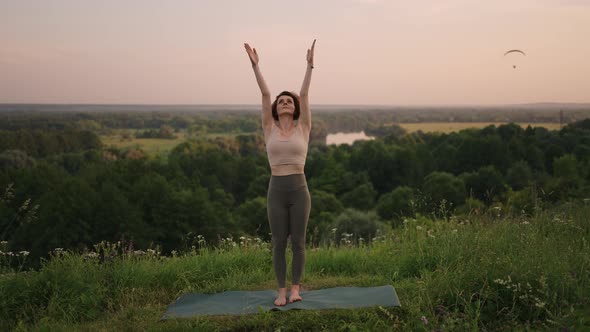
(1, 0), (589, 105)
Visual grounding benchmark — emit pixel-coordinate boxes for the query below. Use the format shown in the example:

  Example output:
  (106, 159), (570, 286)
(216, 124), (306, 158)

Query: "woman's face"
(277, 95), (295, 117)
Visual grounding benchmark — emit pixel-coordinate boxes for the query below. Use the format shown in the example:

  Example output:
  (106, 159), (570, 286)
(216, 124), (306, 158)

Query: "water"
(326, 131), (374, 145)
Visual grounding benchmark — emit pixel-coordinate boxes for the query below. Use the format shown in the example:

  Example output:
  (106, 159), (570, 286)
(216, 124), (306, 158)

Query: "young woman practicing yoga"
(244, 39), (315, 306)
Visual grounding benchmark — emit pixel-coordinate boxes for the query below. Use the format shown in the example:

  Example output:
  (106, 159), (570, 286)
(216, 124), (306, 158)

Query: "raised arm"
(244, 43), (273, 136)
(299, 39), (315, 131)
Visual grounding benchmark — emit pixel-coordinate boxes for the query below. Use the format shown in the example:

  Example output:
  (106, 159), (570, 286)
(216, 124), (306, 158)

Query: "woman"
(244, 39), (315, 306)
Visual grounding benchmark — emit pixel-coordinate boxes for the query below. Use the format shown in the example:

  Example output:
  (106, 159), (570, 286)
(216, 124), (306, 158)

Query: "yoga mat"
(162, 285), (400, 318)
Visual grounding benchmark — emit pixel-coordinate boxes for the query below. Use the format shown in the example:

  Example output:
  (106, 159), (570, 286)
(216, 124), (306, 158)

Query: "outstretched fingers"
(307, 39), (316, 64)
(244, 42), (259, 66)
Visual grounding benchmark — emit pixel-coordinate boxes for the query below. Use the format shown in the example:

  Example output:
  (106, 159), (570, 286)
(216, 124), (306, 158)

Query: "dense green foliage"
(1, 113), (590, 269)
(1, 108), (589, 329)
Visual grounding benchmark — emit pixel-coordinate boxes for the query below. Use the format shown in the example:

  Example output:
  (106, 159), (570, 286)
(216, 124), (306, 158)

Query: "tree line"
(1, 118), (589, 269)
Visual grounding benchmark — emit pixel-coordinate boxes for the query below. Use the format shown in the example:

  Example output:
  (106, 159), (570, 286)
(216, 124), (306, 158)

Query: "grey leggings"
(267, 174), (311, 288)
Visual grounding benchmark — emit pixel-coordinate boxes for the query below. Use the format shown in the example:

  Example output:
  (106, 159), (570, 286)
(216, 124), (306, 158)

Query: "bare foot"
(289, 284), (302, 303)
(274, 288), (287, 306)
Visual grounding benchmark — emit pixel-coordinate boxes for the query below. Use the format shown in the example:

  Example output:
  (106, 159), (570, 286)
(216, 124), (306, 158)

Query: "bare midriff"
(271, 164), (305, 176)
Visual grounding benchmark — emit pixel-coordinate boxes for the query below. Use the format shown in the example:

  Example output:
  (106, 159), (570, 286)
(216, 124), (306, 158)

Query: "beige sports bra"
(266, 123), (309, 166)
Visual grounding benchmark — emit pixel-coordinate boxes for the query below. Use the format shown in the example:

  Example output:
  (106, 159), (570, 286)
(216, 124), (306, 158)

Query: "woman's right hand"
(244, 43), (259, 67)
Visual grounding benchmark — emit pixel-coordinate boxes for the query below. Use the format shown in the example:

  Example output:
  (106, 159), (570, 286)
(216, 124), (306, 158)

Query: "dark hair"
(271, 91), (300, 121)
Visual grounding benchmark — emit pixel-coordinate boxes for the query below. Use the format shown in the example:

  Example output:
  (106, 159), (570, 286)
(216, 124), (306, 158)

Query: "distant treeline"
(1, 117), (590, 269)
(1, 105), (589, 138)
(0, 129), (101, 158)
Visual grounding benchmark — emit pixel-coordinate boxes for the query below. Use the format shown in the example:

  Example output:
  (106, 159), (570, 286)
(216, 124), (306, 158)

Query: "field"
(100, 130), (236, 157)
(99, 122), (563, 157)
(398, 122), (562, 133)
(2, 204), (589, 331)
(100, 135), (185, 155)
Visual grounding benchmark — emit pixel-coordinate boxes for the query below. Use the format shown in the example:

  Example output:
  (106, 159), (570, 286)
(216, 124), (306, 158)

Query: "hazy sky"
(1, 0), (589, 105)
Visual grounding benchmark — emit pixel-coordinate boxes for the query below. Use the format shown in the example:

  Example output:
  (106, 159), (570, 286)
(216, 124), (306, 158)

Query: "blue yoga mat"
(162, 285), (400, 318)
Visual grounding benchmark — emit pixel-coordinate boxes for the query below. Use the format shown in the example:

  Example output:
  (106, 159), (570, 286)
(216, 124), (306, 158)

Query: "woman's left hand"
(306, 39), (316, 66)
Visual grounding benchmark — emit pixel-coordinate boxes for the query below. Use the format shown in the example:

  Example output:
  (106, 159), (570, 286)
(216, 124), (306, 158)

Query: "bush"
(331, 209), (388, 245)
(376, 186), (416, 226)
(422, 172), (466, 215)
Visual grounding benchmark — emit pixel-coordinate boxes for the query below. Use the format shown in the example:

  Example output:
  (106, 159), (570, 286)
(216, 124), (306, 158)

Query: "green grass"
(398, 122), (563, 134)
(100, 130), (188, 157)
(1, 204), (589, 331)
(100, 129), (242, 158)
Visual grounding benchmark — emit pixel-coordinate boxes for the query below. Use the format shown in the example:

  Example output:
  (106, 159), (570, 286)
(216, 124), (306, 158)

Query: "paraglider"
(504, 49), (525, 69)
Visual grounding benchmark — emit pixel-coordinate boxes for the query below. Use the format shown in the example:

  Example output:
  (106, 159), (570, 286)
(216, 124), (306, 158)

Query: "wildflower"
(416, 226), (423, 231)
(421, 315), (429, 325)
(535, 301), (546, 308)
(0, 241), (7, 245)
(19, 251), (29, 256)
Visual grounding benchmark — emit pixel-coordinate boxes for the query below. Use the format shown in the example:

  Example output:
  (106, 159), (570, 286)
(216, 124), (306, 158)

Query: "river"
(325, 131), (375, 145)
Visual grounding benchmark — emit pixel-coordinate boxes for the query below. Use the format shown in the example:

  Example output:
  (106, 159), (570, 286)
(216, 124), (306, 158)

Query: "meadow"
(1, 203), (589, 331)
(100, 122), (563, 156)
(100, 130), (237, 157)
(397, 122), (563, 134)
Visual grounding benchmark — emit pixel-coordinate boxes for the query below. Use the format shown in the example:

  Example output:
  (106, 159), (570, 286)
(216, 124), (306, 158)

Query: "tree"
(0, 150), (36, 170)
(549, 154), (582, 199)
(506, 160), (533, 191)
(461, 166), (507, 204)
(422, 171), (466, 213)
(376, 186), (416, 226)
(331, 209), (387, 245)
(432, 143), (458, 174)
(310, 190), (344, 218)
(235, 197), (269, 240)
(340, 182), (377, 211)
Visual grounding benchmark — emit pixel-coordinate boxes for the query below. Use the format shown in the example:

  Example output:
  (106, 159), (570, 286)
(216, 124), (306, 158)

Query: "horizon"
(1, 101), (589, 108)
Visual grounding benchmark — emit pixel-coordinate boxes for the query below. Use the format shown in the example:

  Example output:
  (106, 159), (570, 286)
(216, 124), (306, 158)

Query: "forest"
(1, 105), (589, 269)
